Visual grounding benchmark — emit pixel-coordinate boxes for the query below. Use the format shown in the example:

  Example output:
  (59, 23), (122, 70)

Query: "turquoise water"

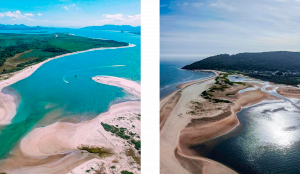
(0, 29), (140, 158)
(160, 61), (214, 98)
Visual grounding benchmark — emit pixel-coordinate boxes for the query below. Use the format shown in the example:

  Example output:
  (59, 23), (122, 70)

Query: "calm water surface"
(160, 61), (214, 98)
(200, 76), (300, 174)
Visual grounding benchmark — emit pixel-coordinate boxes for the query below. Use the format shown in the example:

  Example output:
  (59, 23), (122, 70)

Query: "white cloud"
(95, 13), (140, 26)
(128, 14), (141, 21)
(63, 4), (77, 10)
(38, 13), (43, 16)
(1, 11), (32, 19)
(24, 13), (34, 17)
(161, 0), (300, 60)
(104, 13), (125, 20)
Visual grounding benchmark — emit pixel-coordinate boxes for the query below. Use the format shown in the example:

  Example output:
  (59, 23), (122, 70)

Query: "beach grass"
(78, 146), (113, 158)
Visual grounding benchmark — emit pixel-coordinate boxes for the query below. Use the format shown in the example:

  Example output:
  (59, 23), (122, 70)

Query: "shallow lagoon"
(0, 29), (140, 158)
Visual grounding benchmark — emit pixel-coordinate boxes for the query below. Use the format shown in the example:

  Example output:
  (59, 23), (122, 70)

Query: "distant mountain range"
(182, 51), (300, 71)
(0, 24), (50, 30)
(82, 25), (141, 33)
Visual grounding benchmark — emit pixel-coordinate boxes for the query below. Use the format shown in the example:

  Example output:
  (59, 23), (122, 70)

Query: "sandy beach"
(0, 75), (141, 173)
(0, 44), (135, 125)
(160, 71), (283, 174)
(92, 76), (141, 98)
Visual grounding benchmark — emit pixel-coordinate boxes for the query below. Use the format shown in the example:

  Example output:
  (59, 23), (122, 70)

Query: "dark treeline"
(0, 33), (128, 74)
(182, 51), (300, 71)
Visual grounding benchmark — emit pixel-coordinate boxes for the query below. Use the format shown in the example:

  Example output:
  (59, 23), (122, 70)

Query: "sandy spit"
(1, 75), (141, 174)
(160, 70), (281, 174)
(92, 76), (141, 98)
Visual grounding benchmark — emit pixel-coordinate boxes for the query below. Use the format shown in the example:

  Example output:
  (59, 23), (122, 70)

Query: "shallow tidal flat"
(193, 80), (300, 173)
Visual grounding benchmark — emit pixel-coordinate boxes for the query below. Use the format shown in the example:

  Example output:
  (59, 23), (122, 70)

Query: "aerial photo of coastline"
(160, 0), (300, 174)
(0, 1), (140, 174)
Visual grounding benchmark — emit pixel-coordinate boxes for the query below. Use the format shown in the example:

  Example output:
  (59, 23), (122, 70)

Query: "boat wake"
(62, 65), (126, 84)
(63, 76), (69, 84)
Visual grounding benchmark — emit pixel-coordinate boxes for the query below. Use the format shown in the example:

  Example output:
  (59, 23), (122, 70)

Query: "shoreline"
(1, 76), (141, 174)
(0, 43), (136, 125)
(92, 76), (141, 98)
(160, 70), (218, 130)
(160, 70), (216, 101)
(160, 70), (283, 174)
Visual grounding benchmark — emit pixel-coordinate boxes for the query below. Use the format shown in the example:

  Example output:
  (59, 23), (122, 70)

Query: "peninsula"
(182, 51), (300, 86)
(0, 33), (128, 75)
(160, 70), (300, 173)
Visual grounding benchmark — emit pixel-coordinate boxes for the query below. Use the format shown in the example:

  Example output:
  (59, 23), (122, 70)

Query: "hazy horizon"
(0, 0), (140, 28)
(161, 0), (300, 61)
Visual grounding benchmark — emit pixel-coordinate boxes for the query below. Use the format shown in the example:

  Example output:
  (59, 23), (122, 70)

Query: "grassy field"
(0, 33), (129, 74)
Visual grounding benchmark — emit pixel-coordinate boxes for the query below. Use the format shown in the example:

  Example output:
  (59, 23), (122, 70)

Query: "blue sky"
(161, 0), (300, 61)
(0, 0), (140, 27)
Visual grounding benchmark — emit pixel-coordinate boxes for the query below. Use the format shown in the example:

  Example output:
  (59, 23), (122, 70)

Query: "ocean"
(0, 29), (140, 159)
(160, 61), (214, 98)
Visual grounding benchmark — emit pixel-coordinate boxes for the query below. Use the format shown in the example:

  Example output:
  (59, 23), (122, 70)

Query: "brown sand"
(160, 71), (281, 174)
(277, 86), (300, 99)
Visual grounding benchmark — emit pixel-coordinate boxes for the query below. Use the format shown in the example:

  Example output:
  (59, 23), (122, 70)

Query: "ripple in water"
(202, 100), (300, 174)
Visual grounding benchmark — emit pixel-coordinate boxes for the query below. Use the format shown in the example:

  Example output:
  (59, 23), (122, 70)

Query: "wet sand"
(160, 71), (281, 174)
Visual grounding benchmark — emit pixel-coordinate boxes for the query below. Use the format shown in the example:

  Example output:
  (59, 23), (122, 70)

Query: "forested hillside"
(182, 52), (300, 71)
(0, 33), (128, 74)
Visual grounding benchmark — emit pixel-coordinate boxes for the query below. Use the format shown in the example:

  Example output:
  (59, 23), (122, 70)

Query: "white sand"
(3, 76), (141, 174)
(0, 44), (135, 125)
(92, 76), (141, 98)
(20, 101), (140, 158)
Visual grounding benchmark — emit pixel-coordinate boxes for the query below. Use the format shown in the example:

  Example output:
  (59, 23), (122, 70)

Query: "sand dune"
(1, 101), (140, 173)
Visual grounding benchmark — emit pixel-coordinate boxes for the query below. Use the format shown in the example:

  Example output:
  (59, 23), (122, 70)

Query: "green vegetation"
(199, 74), (233, 104)
(79, 146), (113, 158)
(121, 171), (134, 174)
(131, 139), (141, 150)
(0, 33), (128, 74)
(101, 122), (131, 140)
(182, 52), (300, 85)
(101, 122), (141, 152)
(226, 93), (235, 96)
(182, 51), (300, 71)
(211, 98), (232, 103)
